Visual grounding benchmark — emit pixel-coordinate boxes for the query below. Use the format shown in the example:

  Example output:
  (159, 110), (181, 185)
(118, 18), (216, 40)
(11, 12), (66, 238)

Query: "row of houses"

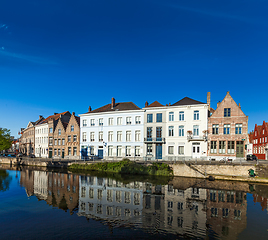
(18, 91), (259, 160)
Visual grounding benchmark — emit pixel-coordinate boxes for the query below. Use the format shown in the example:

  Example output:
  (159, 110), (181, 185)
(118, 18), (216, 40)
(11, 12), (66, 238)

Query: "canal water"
(1, 166), (268, 240)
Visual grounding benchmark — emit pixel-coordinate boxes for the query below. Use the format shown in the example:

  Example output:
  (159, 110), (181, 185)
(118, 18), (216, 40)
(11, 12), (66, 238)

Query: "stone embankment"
(1, 157), (267, 183)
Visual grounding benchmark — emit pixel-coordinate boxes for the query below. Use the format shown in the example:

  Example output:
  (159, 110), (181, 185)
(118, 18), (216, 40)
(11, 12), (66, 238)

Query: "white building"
(80, 98), (144, 160)
(143, 97), (209, 160)
(35, 120), (49, 158)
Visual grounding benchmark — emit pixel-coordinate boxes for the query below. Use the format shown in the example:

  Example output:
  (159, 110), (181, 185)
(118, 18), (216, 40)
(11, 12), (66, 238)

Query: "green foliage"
(68, 159), (173, 177)
(0, 128), (12, 151)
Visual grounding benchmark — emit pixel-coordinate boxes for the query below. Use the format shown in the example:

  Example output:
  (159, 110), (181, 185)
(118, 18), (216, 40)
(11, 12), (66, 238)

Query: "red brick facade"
(252, 121), (268, 160)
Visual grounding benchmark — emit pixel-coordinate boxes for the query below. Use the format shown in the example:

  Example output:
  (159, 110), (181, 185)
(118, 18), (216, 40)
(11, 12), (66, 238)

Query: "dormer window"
(58, 129), (61, 135)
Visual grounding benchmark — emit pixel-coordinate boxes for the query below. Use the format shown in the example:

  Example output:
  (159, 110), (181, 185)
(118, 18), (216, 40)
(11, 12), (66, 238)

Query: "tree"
(0, 128), (12, 152)
(0, 170), (12, 192)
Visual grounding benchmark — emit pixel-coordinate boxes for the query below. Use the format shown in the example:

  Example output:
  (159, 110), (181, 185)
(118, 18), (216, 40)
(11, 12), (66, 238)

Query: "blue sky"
(0, 0), (267, 137)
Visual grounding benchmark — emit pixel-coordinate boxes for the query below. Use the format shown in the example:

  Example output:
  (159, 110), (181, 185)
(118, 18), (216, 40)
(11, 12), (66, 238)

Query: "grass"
(68, 158), (173, 177)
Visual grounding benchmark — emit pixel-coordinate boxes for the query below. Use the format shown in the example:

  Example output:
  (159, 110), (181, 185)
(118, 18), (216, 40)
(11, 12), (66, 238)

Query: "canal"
(1, 166), (268, 240)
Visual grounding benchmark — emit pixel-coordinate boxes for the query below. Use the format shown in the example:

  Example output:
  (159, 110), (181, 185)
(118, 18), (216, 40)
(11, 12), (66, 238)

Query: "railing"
(187, 135), (207, 142)
(144, 137), (165, 143)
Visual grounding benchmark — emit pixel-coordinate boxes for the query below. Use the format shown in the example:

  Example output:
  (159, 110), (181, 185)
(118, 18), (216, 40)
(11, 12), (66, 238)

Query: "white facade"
(143, 101), (208, 160)
(80, 109), (144, 160)
(35, 123), (49, 158)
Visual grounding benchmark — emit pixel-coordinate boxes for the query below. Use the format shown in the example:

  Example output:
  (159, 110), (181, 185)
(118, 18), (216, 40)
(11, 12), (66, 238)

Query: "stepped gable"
(145, 101), (164, 108)
(172, 97), (205, 106)
(88, 102), (140, 113)
(75, 116), (80, 126)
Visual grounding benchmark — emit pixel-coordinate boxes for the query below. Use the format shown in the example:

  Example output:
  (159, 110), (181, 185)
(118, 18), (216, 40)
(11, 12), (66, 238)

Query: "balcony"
(187, 135), (207, 142)
(144, 137), (165, 143)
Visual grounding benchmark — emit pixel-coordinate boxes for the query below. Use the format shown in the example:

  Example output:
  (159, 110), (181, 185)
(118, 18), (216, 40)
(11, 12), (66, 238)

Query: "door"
(62, 149), (65, 159)
(236, 141), (244, 158)
(49, 149), (52, 158)
(98, 149), (103, 159)
(81, 148), (88, 160)
(156, 144), (162, 159)
(192, 143), (201, 158)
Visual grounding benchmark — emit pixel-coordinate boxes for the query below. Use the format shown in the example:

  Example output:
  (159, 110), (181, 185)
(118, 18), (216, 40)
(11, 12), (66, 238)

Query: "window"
(212, 124), (219, 134)
(68, 147), (71, 155)
(99, 118), (103, 126)
(156, 127), (162, 139)
(49, 137), (53, 145)
(147, 114), (153, 123)
(108, 146), (113, 156)
(235, 124), (242, 134)
(211, 141), (217, 153)
(73, 147), (77, 156)
(194, 110), (199, 120)
(108, 118), (113, 125)
(62, 138), (65, 145)
(224, 108), (231, 117)
(82, 132), (87, 142)
(126, 131), (131, 142)
(117, 131), (122, 142)
(54, 149), (57, 156)
(58, 149), (61, 156)
(98, 189), (103, 200)
(227, 141), (235, 154)
(179, 146), (184, 155)
(126, 117), (131, 125)
(135, 130), (141, 142)
(58, 129), (61, 135)
(117, 146), (122, 157)
(135, 146), (140, 156)
(54, 139), (57, 145)
(117, 117), (122, 125)
(82, 119), (87, 127)
(90, 146), (94, 155)
(169, 126), (174, 136)
(73, 135), (77, 142)
(68, 135), (71, 142)
(99, 131), (103, 142)
(179, 111), (184, 121)
(193, 125), (199, 136)
(71, 125), (74, 132)
(169, 112), (174, 121)
(90, 132), (95, 142)
(147, 144), (152, 155)
(156, 113), (162, 122)
(224, 124), (230, 134)
(168, 146), (174, 154)
(49, 128), (53, 133)
(219, 141), (226, 154)
(58, 139), (61, 145)
(135, 116), (141, 124)
(147, 127), (152, 139)
(179, 126), (184, 136)
(126, 146), (131, 156)
(108, 131), (113, 142)
(90, 119), (95, 126)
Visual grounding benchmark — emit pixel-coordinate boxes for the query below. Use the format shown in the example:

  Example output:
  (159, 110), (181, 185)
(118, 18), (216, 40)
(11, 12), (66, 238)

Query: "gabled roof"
(75, 116), (80, 126)
(38, 111), (69, 125)
(145, 101), (164, 108)
(172, 97), (205, 106)
(87, 102), (140, 114)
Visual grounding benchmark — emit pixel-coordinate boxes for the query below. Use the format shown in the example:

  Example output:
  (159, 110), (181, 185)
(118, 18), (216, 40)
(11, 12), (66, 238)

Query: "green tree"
(0, 128), (12, 151)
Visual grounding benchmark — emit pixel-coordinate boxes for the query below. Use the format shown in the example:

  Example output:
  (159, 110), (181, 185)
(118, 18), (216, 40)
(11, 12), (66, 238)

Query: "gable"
(210, 92), (246, 118)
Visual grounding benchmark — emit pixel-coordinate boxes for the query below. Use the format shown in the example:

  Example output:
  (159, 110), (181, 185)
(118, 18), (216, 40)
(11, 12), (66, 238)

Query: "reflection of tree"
(0, 170), (12, 192)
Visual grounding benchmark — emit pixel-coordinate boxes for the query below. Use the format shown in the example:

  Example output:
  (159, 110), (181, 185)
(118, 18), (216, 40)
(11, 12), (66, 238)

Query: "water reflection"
(0, 169), (12, 192)
(17, 167), (268, 239)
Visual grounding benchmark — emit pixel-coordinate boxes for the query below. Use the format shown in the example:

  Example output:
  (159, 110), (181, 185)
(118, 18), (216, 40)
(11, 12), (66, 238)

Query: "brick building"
(208, 92), (248, 160)
(252, 121), (268, 160)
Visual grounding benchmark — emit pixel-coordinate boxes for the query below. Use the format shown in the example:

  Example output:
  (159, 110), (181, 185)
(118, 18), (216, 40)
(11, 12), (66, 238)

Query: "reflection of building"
(206, 188), (247, 239)
(33, 171), (48, 200)
(78, 176), (144, 221)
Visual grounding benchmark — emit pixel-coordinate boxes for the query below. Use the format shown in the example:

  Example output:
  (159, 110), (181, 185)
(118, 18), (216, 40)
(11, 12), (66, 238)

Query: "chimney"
(169, 103), (171, 106)
(72, 112), (75, 115)
(239, 103), (241, 108)
(39, 115), (43, 119)
(207, 92), (211, 111)
(88, 106), (92, 112)
(111, 97), (115, 109)
(217, 101), (220, 108)
(145, 101), (148, 107)
(54, 113), (58, 115)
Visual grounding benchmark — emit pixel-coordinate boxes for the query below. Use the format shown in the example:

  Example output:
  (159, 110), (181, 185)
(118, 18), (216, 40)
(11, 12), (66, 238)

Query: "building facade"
(208, 92), (248, 160)
(80, 98), (144, 160)
(252, 121), (268, 160)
